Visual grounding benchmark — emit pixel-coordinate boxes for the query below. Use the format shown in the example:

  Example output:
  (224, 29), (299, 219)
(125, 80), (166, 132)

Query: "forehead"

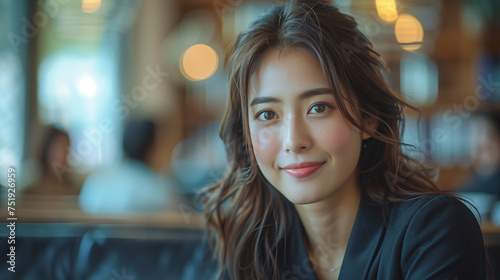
(248, 48), (329, 99)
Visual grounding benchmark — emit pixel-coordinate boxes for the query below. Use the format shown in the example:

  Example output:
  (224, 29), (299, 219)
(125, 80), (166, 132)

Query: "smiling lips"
(282, 162), (325, 178)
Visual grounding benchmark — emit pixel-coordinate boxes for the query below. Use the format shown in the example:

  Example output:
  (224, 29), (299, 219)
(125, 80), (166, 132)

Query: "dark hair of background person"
(122, 119), (155, 163)
(40, 127), (70, 173)
(482, 110), (500, 133)
(201, 0), (491, 279)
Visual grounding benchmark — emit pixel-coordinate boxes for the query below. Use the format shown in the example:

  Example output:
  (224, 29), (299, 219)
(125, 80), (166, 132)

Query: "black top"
(278, 195), (488, 279)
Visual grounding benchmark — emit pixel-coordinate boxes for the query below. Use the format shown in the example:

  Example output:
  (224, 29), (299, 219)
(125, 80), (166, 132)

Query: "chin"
(280, 185), (330, 205)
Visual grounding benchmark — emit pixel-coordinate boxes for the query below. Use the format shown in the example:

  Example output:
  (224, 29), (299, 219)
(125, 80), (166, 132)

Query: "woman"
(22, 126), (77, 196)
(202, 0), (489, 279)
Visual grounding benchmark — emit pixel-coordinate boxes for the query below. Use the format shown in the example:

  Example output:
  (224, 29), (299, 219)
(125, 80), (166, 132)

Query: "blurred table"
(2, 194), (203, 228)
(481, 220), (500, 246)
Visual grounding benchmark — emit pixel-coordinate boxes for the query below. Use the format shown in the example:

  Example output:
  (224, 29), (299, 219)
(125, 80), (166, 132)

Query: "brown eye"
(310, 104), (327, 114)
(258, 111), (276, 121)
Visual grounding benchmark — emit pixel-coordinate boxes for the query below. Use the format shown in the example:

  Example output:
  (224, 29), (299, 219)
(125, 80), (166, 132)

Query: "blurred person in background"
(461, 110), (500, 199)
(79, 119), (175, 214)
(459, 110), (500, 223)
(22, 126), (78, 196)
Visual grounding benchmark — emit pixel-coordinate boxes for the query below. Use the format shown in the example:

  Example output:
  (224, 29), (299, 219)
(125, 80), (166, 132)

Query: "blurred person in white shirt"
(79, 119), (177, 215)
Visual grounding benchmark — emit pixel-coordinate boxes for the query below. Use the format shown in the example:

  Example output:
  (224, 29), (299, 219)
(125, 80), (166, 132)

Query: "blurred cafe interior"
(1, 0), (500, 278)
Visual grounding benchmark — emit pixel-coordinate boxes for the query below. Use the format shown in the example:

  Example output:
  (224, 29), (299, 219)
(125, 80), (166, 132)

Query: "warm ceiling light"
(82, 0), (101, 14)
(180, 44), (218, 81)
(375, 0), (398, 22)
(395, 14), (424, 51)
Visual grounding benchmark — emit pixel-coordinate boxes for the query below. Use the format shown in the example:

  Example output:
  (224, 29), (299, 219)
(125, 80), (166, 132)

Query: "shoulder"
(391, 194), (467, 210)
(388, 194), (477, 226)
(386, 194), (483, 243)
(386, 195), (487, 279)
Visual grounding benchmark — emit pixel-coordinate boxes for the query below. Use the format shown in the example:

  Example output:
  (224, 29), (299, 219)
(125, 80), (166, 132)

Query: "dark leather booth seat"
(2, 222), (500, 279)
(0, 223), (217, 280)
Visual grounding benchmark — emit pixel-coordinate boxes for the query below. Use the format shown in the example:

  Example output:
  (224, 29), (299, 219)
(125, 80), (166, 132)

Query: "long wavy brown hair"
(201, 0), (469, 279)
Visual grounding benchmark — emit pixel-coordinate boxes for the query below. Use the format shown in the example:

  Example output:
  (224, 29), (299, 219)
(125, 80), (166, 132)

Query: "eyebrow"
(250, 88), (334, 107)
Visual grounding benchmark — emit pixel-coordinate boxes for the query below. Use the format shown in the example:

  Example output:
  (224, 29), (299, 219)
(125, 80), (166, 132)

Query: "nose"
(282, 115), (311, 153)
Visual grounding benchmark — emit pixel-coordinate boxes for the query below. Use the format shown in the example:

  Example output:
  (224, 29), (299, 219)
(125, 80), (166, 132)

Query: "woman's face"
(248, 49), (368, 205)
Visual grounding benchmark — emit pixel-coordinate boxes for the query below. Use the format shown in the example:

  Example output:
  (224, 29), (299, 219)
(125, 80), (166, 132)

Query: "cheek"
(250, 127), (279, 165)
(317, 121), (360, 152)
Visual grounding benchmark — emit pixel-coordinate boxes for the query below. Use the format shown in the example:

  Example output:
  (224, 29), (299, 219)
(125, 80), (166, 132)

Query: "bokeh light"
(180, 44), (218, 81)
(395, 13), (424, 51)
(376, 0), (398, 22)
(78, 76), (97, 97)
(82, 0), (102, 14)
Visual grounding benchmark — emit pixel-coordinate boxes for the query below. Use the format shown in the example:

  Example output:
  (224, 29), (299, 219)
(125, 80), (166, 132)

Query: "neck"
(294, 173), (361, 270)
